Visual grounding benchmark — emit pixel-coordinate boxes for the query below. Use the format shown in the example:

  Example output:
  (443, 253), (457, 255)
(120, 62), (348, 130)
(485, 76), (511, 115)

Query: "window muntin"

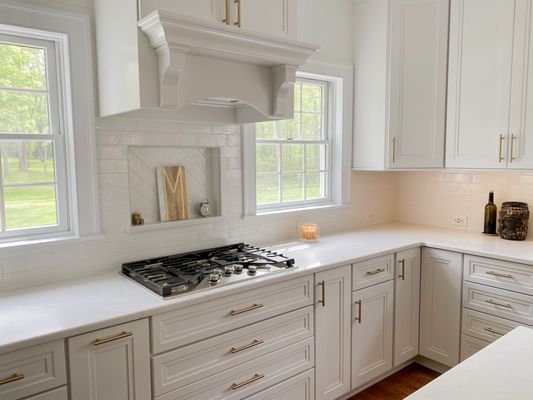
(0, 33), (69, 237)
(255, 77), (332, 210)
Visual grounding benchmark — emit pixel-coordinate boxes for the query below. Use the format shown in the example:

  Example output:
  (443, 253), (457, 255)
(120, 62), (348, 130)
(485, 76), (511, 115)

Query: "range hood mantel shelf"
(138, 10), (320, 121)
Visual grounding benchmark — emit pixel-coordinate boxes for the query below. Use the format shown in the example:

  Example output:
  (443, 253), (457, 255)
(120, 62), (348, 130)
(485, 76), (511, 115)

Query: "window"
(0, 2), (100, 245)
(254, 75), (335, 213)
(0, 34), (69, 238)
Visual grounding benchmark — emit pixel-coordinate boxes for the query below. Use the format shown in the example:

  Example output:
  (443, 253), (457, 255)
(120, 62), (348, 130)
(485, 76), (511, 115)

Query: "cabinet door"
(68, 319), (151, 400)
(420, 248), (463, 367)
(239, 0), (296, 38)
(351, 280), (394, 389)
(446, 0), (516, 168)
(139, 0), (225, 22)
(394, 248), (421, 366)
(389, 0), (448, 168)
(315, 265), (351, 400)
(509, 0), (533, 168)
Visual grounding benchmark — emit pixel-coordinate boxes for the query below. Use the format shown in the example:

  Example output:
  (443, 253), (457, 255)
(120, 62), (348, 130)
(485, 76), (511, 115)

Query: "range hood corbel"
(138, 11), (319, 122)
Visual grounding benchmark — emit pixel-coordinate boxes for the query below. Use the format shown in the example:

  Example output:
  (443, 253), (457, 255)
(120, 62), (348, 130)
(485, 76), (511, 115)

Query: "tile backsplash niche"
(0, 116), (396, 292)
(395, 170), (533, 233)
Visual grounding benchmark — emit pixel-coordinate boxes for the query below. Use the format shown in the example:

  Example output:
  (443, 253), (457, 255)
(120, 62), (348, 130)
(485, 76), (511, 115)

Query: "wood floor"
(349, 363), (440, 400)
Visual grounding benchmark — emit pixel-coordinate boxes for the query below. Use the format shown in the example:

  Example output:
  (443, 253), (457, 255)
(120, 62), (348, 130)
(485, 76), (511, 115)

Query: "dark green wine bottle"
(483, 191), (497, 234)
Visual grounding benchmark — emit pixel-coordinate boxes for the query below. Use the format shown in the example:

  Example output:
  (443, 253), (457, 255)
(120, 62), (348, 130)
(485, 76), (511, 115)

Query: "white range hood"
(94, 1), (319, 123)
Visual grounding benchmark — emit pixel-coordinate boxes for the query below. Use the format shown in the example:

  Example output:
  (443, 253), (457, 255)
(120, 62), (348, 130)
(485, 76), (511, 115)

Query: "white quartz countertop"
(406, 326), (533, 400)
(3, 222), (533, 353)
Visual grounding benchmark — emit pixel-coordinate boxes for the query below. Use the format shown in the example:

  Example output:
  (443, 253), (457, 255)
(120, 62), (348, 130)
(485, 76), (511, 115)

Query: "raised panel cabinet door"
(389, 0), (448, 168)
(314, 265), (351, 400)
(68, 319), (151, 400)
(420, 248), (463, 367)
(394, 248), (421, 367)
(351, 280), (394, 390)
(238, 0), (296, 38)
(138, 0), (225, 22)
(446, 0), (516, 168)
(509, 0), (533, 168)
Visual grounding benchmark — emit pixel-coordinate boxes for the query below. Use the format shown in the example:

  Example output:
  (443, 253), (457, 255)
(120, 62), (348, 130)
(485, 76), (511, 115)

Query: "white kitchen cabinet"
(460, 334), (490, 362)
(446, 0), (533, 169)
(314, 265), (351, 400)
(68, 319), (151, 400)
(353, 0), (448, 170)
(243, 369), (314, 400)
(420, 248), (463, 367)
(394, 248), (420, 367)
(138, 0), (226, 22)
(24, 387), (68, 400)
(351, 280), (394, 389)
(138, 0), (296, 39)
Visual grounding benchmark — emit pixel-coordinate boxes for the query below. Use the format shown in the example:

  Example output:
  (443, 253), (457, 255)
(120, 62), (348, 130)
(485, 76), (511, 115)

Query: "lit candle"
(300, 223), (319, 241)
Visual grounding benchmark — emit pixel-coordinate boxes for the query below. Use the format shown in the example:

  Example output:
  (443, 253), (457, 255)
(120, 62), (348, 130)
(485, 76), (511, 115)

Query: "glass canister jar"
(499, 202), (530, 241)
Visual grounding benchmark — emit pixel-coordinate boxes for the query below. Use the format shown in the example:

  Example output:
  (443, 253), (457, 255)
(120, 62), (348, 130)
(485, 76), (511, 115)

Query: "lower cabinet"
(394, 248), (421, 366)
(314, 265), (351, 400)
(351, 280), (394, 389)
(244, 369), (314, 400)
(420, 248), (463, 367)
(67, 319), (151, 400)
(460, 334), (490, 362)
(25, 387), (68, 400)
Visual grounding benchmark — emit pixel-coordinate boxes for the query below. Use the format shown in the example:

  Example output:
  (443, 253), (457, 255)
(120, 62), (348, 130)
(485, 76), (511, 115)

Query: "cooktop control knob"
(224, 266), (234, 276)
(233, 264), (244, 274)
(209, 274), (220, 284)
(248, 265), (257, 275)
(213, 269), (223, 276)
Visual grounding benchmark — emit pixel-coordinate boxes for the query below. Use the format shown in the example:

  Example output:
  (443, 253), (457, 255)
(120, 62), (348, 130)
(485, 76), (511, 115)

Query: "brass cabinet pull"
(485, 299), (512, 309)
(230, 303), (264, 316)
(231, 373), (265, 390)
(230, 339), (264, 354)
(486, 270), (513, 279)
(398, 259), (405, 280)
(0, 373), (24, 386)
(392, 137), (396, 163)
(483, 327), (505, 336)
(499, 134), (505, 163)
(510, 134), (517, 162)
(318, 281), (326, 307)
(223, 0), (230, 24)
(354, 300), (362, 324)
(94, 331), (133, 346)
(366, 268), (385, 276)
(234, 0), (241, 27)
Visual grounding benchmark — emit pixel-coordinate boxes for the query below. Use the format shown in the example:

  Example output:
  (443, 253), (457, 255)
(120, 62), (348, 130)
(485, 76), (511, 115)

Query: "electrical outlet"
(451, 216), (468, 227)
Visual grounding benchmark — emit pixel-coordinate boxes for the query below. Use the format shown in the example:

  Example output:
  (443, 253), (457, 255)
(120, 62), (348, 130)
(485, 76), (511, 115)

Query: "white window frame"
(243, 64), (353, 216)
(255, 76), (333, 212)
(0, 32), (71, 239)
(0, 2), (100, 245)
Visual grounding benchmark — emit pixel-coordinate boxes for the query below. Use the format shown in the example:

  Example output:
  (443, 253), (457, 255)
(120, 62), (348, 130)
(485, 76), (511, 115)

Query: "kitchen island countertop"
(3, 222), (533, 353)
(406, 326), (533, 400)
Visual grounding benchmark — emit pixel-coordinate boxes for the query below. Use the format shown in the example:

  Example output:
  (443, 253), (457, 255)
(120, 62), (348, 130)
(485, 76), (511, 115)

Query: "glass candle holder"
(299, 223), (319, 241)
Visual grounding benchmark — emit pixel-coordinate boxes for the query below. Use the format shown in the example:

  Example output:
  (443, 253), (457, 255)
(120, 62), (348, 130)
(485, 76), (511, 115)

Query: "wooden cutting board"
(157, 165), (189, 221)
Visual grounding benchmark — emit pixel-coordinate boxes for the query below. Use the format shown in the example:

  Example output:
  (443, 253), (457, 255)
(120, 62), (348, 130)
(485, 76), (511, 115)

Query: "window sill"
(251, 203), (349, 218)
(0, 233), (104, 250)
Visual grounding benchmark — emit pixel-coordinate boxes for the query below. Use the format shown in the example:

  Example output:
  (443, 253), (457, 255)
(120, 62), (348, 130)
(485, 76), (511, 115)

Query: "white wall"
(394, 171), (533, 233)
(297, 0), (354, 65)
(0, 0), (397, 292)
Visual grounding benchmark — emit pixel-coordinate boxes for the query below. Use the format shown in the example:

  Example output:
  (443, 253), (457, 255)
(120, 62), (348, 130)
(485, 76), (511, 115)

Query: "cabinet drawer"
(152, 275), (313, 353)
(156, 338), (314, 400)
(26, 387), (68, 400)
(153, 306), (313, 396)
(462, 308), (522, 343)
(464, 255), (533, 295)
(243, 369), (314, 400)
(463, 281), (533, 325)
(0, 340), (66, 400)
(460, 334), (490, 362)
(352, 254), (394, 291)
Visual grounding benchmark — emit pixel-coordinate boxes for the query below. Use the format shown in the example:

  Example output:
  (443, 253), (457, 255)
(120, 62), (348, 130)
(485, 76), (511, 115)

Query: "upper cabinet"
(447, 0), (533, 169)
(138, 0), (297, 39)
(352, 0), (449, 170)
(93, 0), (315, 123)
